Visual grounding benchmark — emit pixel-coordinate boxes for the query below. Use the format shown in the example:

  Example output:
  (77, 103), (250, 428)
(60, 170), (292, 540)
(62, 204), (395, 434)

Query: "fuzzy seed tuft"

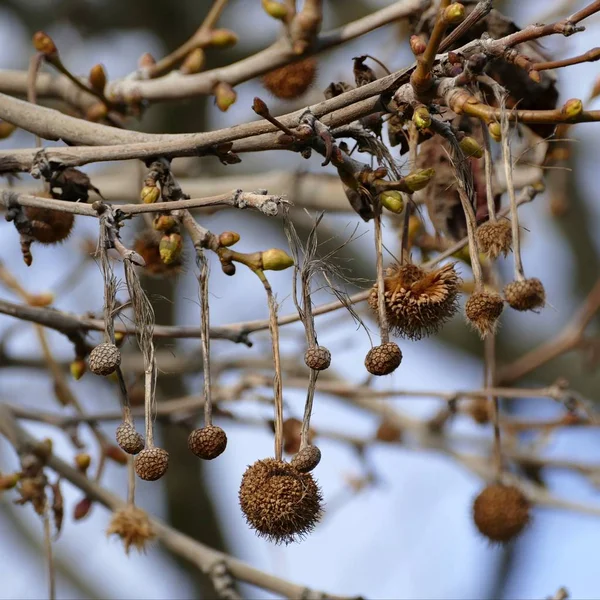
(107, 505), (156, 554)
(476, 221), (512, 259)
(25, 205), (75, 245)
(188, 425), (228, 460)
(238, 458), (322, 544)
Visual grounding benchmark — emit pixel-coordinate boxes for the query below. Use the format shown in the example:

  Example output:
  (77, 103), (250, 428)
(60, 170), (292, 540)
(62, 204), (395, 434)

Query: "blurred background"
(1, 0), (600, 598)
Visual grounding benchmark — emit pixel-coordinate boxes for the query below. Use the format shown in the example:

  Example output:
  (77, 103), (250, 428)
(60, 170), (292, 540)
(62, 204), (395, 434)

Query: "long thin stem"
(373, 206), (389, 344)
(199, 253), (213, 426)
(485, 333), (502, 479)
(480, 121), (497, 223)
(300, 369), (318, 450)
(127, 456), (136, 505)
(43, 506), (55, 600)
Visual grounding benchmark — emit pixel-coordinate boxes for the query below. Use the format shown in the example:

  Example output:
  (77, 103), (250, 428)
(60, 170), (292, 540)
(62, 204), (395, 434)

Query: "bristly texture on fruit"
(476, 221), (512, 259)
(107, 505), (156, 554)
(465, 290), (504, 338)
(368, 263), (460, 340)
(262, 57), (317, 100)
(473, 484), (531, 543)
(238, 458), (323, 544)
(504, 278), (546, 311)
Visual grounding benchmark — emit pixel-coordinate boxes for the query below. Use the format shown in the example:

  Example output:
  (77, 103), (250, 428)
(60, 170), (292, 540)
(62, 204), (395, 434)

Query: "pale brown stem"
(199, 254), (213, 427)
(485, 334), (502, 480)
(373, 208), (389, 344)
(300, 369), (318, 450)
(43, 506), (55, 600)
(480, 121), (497, 223)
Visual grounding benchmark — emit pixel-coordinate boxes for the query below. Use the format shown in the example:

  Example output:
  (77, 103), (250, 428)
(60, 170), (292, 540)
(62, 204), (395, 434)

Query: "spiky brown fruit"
(188, 425), (228, 460)
(134, 447), (169, 481)
(262, 57), (316, 100)
(25, 205), (75, 244)
(504, 278), (546, 311)
(134, 231), (183, 277)
(465, 291), (504, 338)
(304, 346), (331, 371)
(115, 423), (144, 455)
(290, 445), (321, 473)
(476, 221), (512, 259)
(107, 506), (156, 554)
(364, 342), (402, 376)
(238, 458), (322, 544)
(88, 343), (121, 376)
(369, 263), (460, 340)
(473, 484), (531, 543)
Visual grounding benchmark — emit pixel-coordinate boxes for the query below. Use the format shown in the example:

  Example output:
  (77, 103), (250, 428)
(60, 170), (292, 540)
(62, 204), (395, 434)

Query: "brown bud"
(153, 215), (178, 233)
(409, 35), (427, 56)
(0, 473), (20, 490)
(209, 29), (238, 48)
(32, 31), (57, 55)
(28, 292), (54, 307)
(89, 64), (107, 93)
(214, 82), (237, 112)
(86, 102), (108, 122)
(561, 98), (583, 118)
(73, 496), (93, 520)
(0, 120), (16, 140)
(219, 231), (241, 247)
(141, 185), (160, 204)
(261, 248), (294, 271)
(221, 261), (236, 276)
(159, 233), (183, 265)
(70, 359), (87, 381)
(375, 420), (402, 443)
(180, 48), (206, 75)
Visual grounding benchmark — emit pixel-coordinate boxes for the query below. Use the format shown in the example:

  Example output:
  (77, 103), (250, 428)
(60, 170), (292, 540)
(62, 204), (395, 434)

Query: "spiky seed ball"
(107, 505), (156, 554)
(188, 425), (228, 460)
(473, 484), (531, 543)
(465, 291), (504, 338)
(134, 447), (169, 481)
(476, 221), (512, 259)
(290, 445), (321, 473)
(504, 278), (546, 311)
(239, 458), (322, 544)
(304, 346), (331, 371)
(25, 205), (75, 244)
(365, 342), (402, 376)
(115, 423), (144, 455)
(88, 343), (121, 376)
(262, 57), (317, 100)
(369, 263), (460, 340)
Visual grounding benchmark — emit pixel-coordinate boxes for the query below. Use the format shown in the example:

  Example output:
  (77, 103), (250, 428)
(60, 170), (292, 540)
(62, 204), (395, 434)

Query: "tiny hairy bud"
(379, 190), (404, 214)
(409, 35), (427, 56)
(70, 359), (87, 381)
(32, 31), (57, 55)
(412, 105), (431, 129)
(261, 248), (294, 271)
(89, 64), (107, 93)
(85, 102), (108, 122)
(159, 233), (183, 265)
(208, 29), (238, 48)
(153, 215), (178, 233)
(214, 81), (237, 112)
(488, 122), (502, 142)
(74, 453), (91, 472)
(219, 231), (241, 247)
(180, 48), (205, 74)
(141, 185), (160, 204)
(459, 136), (483, 159)
(261, 0), (288, 19)
(0, 120), (17, 140)
(404, 168), (435, 192)
(444, 3), (466, 24)
(561, 98), (583, 118)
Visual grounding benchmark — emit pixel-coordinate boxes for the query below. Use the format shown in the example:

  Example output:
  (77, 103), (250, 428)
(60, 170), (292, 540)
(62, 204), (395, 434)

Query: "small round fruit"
(115, 423), (145, 455)
(88, 343), (121, 376)
(290, 445), (321, 473)
(304, 346), (331, 371)
(504, 278), (545, 311)
(188, 425), (228, 460)
(134, 447), (169, 481)
(365, 342), (402, 376)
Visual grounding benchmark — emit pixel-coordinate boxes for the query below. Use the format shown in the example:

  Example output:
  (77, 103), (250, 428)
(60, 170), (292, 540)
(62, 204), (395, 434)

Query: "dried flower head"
(262, 57), (317, 100)
(25, 205), (75, 245)
(476, 221), (512, 259)
(107, 505), (156, 554)
(465, 291), (504, 338)
(188, 425), (228, 460)
(504, 278), (546, 311)
(364, 342), (402, 376)
(368, 263), (460, 340)
(290, 445), (321, 473)
(134, 447), (169, 481)
(473, 484), (531, 543)
(238, 458), (322, 544)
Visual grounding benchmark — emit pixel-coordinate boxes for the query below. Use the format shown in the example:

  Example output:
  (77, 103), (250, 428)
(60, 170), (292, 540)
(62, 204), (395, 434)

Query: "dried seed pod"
(364, 342), (402, 376)
(304, 346), (331, 371)
(107, 505), (156, 554)
(25, 205), (75, 244)
(290, 445), (321, 473)
(134, 447), (169, 481)
(504, 278), (545, 311)
(238, 458), (322, 544)
(368, 263), (460, 340)
(262, 57), (317, 100)
(115, 423), (145, 455)
(88, 343), (121, 376)
(473, 484), (531, 543)
(465, 291), (504, 338)
(476, 221), (512, 259)
(188, 425), (228, 460)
